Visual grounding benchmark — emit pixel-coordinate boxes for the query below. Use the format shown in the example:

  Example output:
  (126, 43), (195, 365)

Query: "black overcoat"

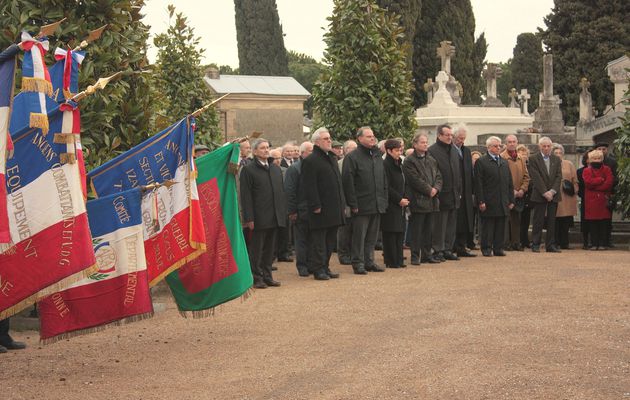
(240, 159), (287, 230)
(342, 144), (388, 215)
(474, 153), (515, 217)
(301, 146), (346, 230)
(456, 144), (475, 230)
(402, 151), (443, 213)
(381, 154), (406, 232)
(428, 140), (462, 210)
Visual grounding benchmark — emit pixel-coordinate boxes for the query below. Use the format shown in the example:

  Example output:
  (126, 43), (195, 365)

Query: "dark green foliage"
(0, 0), (154, 171)
(153, 5), (220, 146)
(287, 50), (325, 118)
(234, 0), (289, 76)
(376, 0), (421, 66)
(312, 0), (416, 141)
(540, 0), (630, 124)
(511, 33), (542, 113)
(495, 60), (513, 106)
(613, 86), (630, 219)
(412, 0), (486, 106)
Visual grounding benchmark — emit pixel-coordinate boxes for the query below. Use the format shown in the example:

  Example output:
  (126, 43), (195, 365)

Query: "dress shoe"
(253, 281), (268, 289)
(410, 259), (421, 266)
(271, 265), (278, 271)
(1, 341), (26, 350)
(531, 245), (540, 253)
(399, 264), (407, 268)
(582, 244), (592, 250)
(338, 258), (352, 265)
(546, 246), (561, 253)
(457, 250), (477, 258)
(512, 244), (524, 251)
(443, 251), (460, 261)
(0, 345), (7, 353)
(277, 256), (294, 262)
(314, 271), (330, 280)
(425, 257), (441, 264)
(386, 264), (400, 268)
(493, 250), (506, 256)
(435, 254), (446, 262)
(297, 269), (310, 277)
(326, 270), (340, 279)
(366, 264), (385, 272)
(481, 249), (493, 257)
(264, 279), (281, 287)
(353, 267), (367, 275)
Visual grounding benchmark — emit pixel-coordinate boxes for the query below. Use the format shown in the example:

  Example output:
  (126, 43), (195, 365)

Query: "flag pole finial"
(191, 93), (230, 118)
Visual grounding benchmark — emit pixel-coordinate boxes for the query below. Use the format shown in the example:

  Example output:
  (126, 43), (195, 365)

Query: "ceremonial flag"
(88, 117), (206, 286)
(39, 188), (153, 343)
(166, 143), (252, 317)
(18, 32), (53, 134)
(0, 43), (19, 247)
(49, 48), (87, 198)
(0, 98), (96, 319)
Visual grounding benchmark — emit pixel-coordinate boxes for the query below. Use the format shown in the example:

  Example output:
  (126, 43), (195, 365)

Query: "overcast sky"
(143, 0), (555, 67)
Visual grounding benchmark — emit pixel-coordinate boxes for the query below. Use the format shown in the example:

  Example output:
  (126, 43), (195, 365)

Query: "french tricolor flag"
(88, 116), (206, 287)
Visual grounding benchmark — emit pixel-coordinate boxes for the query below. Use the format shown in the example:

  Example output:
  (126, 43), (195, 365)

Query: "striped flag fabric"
(88, 116), (206, 286)
(166, 143), (253, 317)
(38, 188), (153, 343)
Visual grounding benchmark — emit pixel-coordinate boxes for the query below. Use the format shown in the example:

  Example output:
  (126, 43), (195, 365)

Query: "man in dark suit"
(528, 136), (562, 252)
(0, 318), (26, 353)
(474, 136), (515, 256)
(428, 124), (462, 262)
(240, 138), (288, 288)
(342, 126), (388, 274)
(452, 124), (476, 257)
(284, 141), (313, 277)
(301, 128), (346, 280)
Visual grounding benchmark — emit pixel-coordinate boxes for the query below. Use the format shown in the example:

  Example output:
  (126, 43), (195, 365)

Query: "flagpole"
(140, 180), (177, 192)
(72, 25), (108, 51)
(69, 71), (123, 102)
(190, 93), (230, 118)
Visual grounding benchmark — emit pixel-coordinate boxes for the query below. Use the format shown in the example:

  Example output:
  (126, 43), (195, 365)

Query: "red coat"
(582, 165), (613, 220)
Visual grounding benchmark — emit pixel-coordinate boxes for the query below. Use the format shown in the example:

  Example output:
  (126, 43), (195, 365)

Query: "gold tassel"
(60, 153), (76, 164)
(41, 311), (155, 345)
(21, 77), (53, 96)
(29, 113), (49, 134)
(0, 264), (98, 319)
(53, 133), (75, 144)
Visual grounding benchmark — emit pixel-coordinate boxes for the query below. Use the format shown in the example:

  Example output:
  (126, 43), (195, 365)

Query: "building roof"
(606, 55), (629, 69)
(204, 74), (310, 97)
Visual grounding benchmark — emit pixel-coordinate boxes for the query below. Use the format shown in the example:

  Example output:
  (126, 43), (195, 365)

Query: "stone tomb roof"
(204, 74), (310, 97)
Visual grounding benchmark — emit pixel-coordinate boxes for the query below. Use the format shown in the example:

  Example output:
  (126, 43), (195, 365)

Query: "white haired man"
(474, 136), (515, 256)
(528, 136), (562, 253)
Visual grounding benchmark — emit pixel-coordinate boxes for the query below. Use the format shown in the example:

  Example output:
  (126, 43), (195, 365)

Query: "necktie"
(543, 156), (550, 173)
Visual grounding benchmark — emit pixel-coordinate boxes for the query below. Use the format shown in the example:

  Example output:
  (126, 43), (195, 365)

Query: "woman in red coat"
(582, 150), (614, 250)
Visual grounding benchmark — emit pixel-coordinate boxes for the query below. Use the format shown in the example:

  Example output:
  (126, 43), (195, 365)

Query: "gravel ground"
(3, 248), (630, 400)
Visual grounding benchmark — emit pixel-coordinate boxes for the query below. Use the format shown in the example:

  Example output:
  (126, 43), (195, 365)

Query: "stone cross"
(423, 78), (437, 104)
(436, 40), (456, 74)
(542, 54), (554, 100)
(579, 77), (594, 123)
(519, 89), (531, 115)
(482, 63), (502, 101)
(508, 88), (519, 108)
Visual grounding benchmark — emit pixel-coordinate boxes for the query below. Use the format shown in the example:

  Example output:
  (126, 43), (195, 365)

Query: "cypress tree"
(312, 0), (416, 141)
(540, 0), (629, 124)
(511, 33), (543, 113)
(234, 0), (289, 76)
(412, 0), (486, 106)
(376, 0), (422, 67)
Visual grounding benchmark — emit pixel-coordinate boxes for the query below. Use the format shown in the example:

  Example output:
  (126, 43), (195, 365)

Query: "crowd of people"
(198, 124), (618, 289)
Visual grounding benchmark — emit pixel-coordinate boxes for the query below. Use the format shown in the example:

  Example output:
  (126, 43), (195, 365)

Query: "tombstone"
(481, 63), (505, 107)
(446, 76), (462, 105)
(436, 41), (455, 75)
(579, 77), (594, 123)
(519, 89), (531, 116)
(508, 88), (519, 108)
(533, 54), (564, 133)
(429, 70), (457, 108)
(423, 78), (437, 104)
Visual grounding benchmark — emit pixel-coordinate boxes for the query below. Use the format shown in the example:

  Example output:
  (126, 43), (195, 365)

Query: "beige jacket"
(500, 150), (530, 192)
(556, 159), (578, 217)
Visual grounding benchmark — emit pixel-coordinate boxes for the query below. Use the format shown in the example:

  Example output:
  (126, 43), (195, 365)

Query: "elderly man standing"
(403, 132), (443, 265)
(342, 126), (388, 274)
(337, 139), (358, 265)
(528, 136), (562, 253)
(474, 137), (515, 256)
(240, 138), (287, 288)
(500, 134), (530, 251)
(301, 128), (345, 280)
(428, 124), (462, 262)
(452, 124), (476, 257)
(284, 141), (314, 277)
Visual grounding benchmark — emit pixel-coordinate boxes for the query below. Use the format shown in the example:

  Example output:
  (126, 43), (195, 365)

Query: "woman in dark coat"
(381, 139), (409, 268)
(582, 150), (614, 250)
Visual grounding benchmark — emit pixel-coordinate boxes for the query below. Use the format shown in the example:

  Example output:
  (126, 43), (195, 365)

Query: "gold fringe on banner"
(21, 77), (53, 96)
(148, 246), (206, 288)
(53, 133), (75, 144)
(177, 288), (254, 319)
(0, 264), (98, 320)
(41, 311), (155, 345)
(59, 153), (76, 164)
(29, 113), (49, 134)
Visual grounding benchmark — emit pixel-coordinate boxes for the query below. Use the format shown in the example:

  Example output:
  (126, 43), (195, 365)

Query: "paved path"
(3, 248), (629, 399)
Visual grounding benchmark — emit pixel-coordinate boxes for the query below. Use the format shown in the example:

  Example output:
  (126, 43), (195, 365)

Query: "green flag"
(166, 143), (253, 317)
